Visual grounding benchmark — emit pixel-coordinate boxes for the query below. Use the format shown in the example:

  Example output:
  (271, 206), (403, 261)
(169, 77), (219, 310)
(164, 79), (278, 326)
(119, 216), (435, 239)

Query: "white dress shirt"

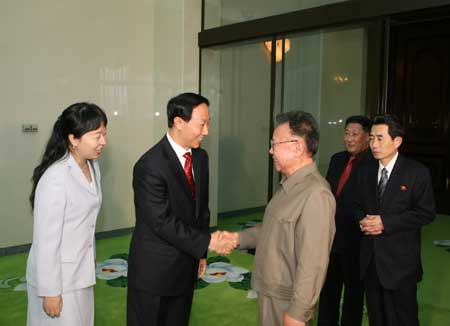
(166, 132), (191, 167)
(377, 152), (399, 183)
(166, 133), (194, 179)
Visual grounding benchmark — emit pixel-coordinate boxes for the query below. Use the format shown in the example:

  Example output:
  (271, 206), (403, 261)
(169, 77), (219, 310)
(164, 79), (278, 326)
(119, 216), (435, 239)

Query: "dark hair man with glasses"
(318, 115), (372, 326)
(355, 114), (435, 326)
(226, 111), (336, 326)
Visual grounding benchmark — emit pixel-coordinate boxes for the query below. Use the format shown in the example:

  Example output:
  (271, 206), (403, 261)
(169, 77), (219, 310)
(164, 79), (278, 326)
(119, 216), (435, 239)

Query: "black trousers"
(127, 286), (194, 326)
(364, 258), (419, 326)
(318, 251), (364, 326)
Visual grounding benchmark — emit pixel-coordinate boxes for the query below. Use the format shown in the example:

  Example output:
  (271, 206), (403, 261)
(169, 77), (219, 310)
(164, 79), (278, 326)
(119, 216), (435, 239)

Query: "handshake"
(208, 231), (240, 255)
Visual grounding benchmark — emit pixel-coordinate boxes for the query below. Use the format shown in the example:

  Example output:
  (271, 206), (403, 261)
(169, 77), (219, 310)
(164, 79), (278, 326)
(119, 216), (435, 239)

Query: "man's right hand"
(209, 231), (239, 255)
(360, 214), (384, 235)
(43, 295), (63, 318)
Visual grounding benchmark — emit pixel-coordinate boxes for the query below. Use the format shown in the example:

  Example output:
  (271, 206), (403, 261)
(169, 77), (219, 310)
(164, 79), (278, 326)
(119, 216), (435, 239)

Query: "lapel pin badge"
(400, 185), (408, 191)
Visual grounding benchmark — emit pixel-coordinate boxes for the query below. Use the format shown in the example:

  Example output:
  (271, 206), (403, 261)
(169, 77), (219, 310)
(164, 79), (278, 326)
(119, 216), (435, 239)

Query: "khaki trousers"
(258, 292), (313, 326)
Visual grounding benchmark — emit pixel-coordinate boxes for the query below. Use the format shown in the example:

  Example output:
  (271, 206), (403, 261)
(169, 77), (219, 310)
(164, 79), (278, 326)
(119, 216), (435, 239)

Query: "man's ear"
(173, 116), (185, 130)
(295, 139), (306, 157)
(394, 136), (403, 149)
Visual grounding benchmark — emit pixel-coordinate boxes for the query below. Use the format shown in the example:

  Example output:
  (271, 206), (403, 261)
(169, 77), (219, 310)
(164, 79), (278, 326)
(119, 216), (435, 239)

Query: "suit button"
(88, 244), (93, 248)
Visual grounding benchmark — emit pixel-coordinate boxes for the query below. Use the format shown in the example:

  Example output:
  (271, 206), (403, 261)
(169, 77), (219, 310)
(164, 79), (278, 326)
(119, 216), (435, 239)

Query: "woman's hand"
(43, 295), (63, 318)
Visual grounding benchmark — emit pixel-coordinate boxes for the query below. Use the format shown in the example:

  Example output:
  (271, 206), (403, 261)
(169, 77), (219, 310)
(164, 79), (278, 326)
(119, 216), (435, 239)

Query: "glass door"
(201, 25), (368, 224)
(201, 40), (272, 223)
(278, 26), (368, 176)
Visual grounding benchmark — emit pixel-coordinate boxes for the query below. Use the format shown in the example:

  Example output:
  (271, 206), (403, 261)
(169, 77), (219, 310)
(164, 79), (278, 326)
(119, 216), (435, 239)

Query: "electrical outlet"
(22, 124), (38, 132)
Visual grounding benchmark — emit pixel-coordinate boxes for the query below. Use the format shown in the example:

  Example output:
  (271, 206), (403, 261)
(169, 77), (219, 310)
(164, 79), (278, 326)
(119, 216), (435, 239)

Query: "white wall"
(0, 0), (202, 248)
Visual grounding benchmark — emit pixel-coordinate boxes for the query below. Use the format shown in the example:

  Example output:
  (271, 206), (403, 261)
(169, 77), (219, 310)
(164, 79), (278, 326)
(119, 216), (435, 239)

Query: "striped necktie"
(377, 168), (388, 200)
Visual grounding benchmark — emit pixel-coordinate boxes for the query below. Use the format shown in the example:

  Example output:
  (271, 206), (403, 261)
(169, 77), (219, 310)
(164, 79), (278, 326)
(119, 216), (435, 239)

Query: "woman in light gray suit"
(26, 103), (107, 326)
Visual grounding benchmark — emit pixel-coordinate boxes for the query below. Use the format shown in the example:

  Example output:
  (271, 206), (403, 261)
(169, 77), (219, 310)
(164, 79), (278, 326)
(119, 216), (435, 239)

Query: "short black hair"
(345, 115), (371, 133)
(167, 93), (209, 128)
(372, 114), (405, 139)
(275, 111), (319, 156)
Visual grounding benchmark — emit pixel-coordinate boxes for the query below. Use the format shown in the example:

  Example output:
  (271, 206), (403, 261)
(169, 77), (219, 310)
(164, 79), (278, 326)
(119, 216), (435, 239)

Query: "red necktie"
(183, 152), (195, 198)
(335, 156), (356, 197)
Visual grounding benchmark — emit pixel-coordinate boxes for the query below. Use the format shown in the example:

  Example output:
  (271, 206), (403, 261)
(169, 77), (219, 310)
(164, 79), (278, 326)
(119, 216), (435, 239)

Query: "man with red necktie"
(318, 115), (372, 326)
(127, 93), (234, 326)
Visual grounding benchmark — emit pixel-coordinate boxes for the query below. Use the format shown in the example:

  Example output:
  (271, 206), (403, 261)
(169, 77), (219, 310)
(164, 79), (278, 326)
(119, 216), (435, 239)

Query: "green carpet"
(0, 214), (449, 325)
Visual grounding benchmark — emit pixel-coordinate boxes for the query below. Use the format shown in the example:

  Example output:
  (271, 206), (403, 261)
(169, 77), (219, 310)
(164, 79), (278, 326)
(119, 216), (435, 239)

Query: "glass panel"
(281, 27), (367, 175)
(204, 0), (349, 29)
(201, 40), (272, 220)
(201, 26), (367, 220)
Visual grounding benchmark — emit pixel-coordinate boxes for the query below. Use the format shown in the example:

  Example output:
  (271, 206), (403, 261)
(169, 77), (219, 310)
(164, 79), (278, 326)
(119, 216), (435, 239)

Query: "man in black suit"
(356, 114), (435, 326)
(318, 115), (371, 326)
(127, 93), (234, 326)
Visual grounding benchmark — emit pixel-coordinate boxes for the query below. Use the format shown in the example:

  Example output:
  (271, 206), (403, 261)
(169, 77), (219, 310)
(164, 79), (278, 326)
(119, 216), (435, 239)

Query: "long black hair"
(30, 102), (108, 209)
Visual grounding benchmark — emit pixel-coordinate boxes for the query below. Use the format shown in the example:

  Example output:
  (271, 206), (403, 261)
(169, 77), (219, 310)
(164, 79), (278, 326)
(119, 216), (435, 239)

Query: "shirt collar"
(166, 132), (191, 160)
(280, 162), (318, 193)
(378, 151), (399, 176)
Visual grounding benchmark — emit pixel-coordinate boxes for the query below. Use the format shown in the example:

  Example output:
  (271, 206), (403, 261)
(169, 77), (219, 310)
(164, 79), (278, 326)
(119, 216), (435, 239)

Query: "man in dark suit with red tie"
(127, 93), (232, 326)
(318, 115), (372, 326)
(355, 114), (435, 326)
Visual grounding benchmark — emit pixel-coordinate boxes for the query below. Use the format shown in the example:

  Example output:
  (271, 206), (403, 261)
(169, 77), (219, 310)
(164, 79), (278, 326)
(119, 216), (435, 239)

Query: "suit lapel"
(338, 150), (370, 196)
(380, 155), (403, 209)
(67, 154), (97, 195)
(333, 153), (349, 194)
(91, 160), (102, 201)
(192, 149), (202, 217)
(161, 136), (194, 201)
(367, 159), (380, 211)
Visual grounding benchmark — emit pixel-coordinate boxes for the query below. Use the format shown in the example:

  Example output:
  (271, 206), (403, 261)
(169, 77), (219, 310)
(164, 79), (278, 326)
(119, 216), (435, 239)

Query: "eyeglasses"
(344, 131), (363, 137)
(270, 139), (298, 148)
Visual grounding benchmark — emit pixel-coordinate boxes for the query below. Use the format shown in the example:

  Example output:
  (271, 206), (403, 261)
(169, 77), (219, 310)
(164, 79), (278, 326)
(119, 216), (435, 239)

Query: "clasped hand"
(359, 214), (384, 235)
(208, 231), (239, 255)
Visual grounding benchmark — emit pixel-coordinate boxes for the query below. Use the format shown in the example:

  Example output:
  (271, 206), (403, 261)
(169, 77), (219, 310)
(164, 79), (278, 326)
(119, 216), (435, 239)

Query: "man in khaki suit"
(229, 111), (336, 326)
